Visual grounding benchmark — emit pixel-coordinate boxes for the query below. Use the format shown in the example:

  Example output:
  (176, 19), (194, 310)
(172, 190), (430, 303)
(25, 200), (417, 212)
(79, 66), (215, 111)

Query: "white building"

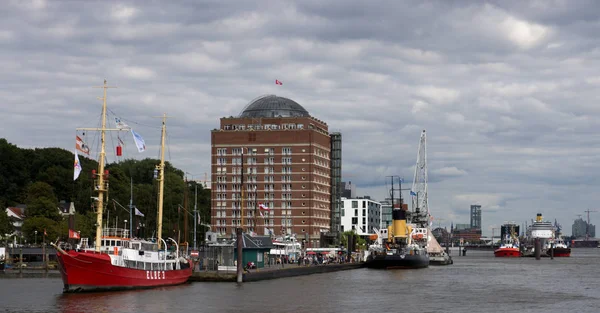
(340, 197), (381, 236)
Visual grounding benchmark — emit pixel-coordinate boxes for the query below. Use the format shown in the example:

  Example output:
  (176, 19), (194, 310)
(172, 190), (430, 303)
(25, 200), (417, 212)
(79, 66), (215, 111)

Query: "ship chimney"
(536, 213), (543, 222)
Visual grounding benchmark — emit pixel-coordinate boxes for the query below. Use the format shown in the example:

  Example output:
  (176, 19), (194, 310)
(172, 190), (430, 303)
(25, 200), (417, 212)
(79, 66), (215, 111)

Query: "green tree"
(340, 230), (367, 252)
(0, 139), (29, 205)
(22, 216), (59, 244)
(59, 212), (95, 240)
(25, 182), (61, 221)
(0, 206), (13, 236)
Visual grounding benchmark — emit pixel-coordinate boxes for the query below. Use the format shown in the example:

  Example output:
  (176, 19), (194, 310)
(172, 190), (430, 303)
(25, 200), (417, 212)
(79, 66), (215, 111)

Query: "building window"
(352, 201), (358, 208)
(362, 201), (366, 208)
(354, 209), (358, 216)
(351, 217), (358, 224)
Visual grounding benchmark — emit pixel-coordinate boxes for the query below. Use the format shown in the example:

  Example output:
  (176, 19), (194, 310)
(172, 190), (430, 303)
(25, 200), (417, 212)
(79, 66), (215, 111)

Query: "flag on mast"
(115, 117), (130, 130)
(131, 129), (146, 153)
(134, 207), (145, 217)
(275, 79), (283, 85)
(75, 135), (90, 155)
(73, 151), (82, 180)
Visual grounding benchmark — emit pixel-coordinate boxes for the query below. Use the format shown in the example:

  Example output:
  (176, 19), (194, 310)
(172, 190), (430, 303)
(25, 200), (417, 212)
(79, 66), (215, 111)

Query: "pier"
(189, 262), (363, 282)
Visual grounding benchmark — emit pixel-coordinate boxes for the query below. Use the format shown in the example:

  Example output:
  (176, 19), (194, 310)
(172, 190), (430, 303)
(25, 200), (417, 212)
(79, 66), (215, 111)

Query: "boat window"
(117, 241), (122, 246)
(101, 240), (106, 246)
(111, 240), (116, 246)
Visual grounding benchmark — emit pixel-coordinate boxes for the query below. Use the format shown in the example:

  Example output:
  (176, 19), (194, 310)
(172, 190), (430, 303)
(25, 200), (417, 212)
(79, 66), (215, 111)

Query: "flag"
(198, 212), (201, 224)
(259, 203), (270, 211)
(131, 129), (146, 153)
(69, 229), (80, 239)
(115, 117), (129, 130)
(275, 79), (283, 85)
(259, 211), (264, 218)
(410, 190), (417, 196)
(74, 151), (82, 180)
(75, 135), (90, 155)
(134, 207), (145, 217)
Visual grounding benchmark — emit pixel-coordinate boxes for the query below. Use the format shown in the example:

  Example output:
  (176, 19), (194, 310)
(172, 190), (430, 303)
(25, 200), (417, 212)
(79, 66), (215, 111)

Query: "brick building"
(210, 95), (340, 247)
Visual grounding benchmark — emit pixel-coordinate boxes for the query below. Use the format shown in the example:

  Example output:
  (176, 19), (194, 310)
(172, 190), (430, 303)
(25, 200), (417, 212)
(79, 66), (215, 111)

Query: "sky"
(2, 0), (600, 236)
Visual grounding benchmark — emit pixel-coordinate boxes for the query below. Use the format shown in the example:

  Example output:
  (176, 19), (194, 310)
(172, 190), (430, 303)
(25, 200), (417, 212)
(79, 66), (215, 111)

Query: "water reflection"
(2, 250), (600, 313)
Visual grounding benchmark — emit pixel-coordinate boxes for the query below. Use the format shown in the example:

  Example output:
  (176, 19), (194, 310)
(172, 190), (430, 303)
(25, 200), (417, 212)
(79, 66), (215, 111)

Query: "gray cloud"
(2, 0), (599, 235)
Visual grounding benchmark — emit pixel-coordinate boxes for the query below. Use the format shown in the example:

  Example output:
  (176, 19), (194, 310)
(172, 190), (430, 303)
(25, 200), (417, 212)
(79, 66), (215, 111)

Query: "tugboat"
(52, 80), (192, 292)
(365, 177), (429, 269)
(494, 225), (521, 257)
(546, 221), (571, 257)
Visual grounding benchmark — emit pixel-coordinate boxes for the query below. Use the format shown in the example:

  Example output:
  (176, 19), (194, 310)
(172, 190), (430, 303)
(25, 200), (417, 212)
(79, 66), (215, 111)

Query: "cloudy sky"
(2, 0), (600, 236)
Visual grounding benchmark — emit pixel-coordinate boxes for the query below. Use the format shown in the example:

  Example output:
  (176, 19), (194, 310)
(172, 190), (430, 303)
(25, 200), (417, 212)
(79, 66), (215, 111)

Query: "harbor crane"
(584, 210), (597, 240)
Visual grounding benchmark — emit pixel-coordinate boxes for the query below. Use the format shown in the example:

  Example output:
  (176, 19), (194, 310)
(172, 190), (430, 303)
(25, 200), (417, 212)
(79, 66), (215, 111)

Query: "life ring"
(412, 234), (424, 239)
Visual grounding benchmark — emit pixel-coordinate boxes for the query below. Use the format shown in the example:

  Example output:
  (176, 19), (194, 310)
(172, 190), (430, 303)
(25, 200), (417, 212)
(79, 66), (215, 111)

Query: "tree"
(59, 212), (95, 240)
(25, 182), (61, 221)
(22, 216), (59, 243)
(0, 206), (13, 236)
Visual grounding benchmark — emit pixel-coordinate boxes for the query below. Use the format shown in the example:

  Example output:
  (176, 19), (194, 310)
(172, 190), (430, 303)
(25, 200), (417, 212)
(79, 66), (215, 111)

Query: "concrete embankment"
(189, 263), (364, 283)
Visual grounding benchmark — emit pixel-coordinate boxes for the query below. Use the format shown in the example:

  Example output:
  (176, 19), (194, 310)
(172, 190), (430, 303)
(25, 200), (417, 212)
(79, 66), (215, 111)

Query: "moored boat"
(546, 238), (571, 257)
(365, 179), (429, 270)
(52, 80), (192, 292)
(494, 226), (521, 257)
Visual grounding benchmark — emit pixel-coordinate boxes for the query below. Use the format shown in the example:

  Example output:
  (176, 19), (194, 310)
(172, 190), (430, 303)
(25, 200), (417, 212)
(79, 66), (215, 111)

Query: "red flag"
(275, 79), (283, 85)
(69, 229), (80, 239)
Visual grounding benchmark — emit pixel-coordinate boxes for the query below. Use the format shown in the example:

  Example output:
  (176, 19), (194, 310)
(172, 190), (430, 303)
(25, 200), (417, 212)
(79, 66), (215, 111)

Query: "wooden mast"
(77, 80), (117, 252)
(156, 113), (168, 249)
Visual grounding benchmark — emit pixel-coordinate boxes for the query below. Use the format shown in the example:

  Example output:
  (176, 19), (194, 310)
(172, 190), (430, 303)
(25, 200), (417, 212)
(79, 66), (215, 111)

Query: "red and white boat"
(494, 234), (521, 258)
(53, 80), (192, 292)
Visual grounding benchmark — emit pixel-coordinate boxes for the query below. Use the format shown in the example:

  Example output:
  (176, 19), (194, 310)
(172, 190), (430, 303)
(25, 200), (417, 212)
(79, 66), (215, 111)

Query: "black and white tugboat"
(365, 177), (429, 269)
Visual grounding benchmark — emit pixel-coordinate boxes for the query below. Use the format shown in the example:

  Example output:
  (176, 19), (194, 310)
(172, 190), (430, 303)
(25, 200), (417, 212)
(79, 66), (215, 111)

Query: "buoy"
(116, 145), (122, 156)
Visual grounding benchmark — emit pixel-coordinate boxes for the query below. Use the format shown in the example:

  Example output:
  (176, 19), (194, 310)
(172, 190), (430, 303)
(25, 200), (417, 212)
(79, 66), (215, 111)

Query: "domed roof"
(239, 95), (310, 118)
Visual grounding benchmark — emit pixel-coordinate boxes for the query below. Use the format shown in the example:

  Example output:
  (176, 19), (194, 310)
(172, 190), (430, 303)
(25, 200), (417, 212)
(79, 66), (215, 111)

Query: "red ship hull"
(494, 247), (521, 257)
(56, 249), (192, 292)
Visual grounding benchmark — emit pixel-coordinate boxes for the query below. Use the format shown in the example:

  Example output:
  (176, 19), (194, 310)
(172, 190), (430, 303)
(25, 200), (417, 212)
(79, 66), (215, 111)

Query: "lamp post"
(186, 172), (201, 251)
(34, 231), (37, 246)
(124, 220), (128, 233)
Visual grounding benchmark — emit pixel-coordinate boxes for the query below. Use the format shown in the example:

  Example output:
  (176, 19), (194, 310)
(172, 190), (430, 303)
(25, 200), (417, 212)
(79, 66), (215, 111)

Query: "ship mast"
(156, 113), (168, 249)
(77, 80), (117, 252)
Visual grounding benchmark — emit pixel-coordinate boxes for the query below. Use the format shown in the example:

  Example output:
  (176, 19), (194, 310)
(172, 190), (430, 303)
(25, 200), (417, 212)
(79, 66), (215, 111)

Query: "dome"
(239, 95), (310, 118)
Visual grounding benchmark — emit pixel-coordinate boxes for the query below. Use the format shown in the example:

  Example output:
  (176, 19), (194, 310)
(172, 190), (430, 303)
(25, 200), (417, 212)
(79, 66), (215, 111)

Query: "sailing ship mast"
(156, 113), (168, 249)
(76, 80), (118, 252)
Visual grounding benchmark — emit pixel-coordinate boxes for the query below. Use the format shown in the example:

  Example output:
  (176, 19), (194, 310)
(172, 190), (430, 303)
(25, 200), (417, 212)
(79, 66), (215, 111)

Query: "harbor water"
(1, 249), (599, 313)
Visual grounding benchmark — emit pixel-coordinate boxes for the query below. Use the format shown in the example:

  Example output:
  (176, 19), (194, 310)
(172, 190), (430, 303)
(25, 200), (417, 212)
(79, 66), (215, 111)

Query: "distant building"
(572, 218), (596, 238)
(341, 181), (356, 199)
(341, 197), (381, 236)
(5, 205), (26, 236)
(470, 205), (481, 229)
(380, 198), (406, 230)
(58, 201), (76, 217)
(454, 223), (471, 231)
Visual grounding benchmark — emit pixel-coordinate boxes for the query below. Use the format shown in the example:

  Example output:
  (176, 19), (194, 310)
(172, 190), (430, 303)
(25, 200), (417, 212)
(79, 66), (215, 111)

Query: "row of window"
(222, 123), (306, 131)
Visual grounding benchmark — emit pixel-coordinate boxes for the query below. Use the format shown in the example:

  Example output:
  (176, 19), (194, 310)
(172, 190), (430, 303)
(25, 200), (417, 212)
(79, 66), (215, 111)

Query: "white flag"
(134, 207), (145, 217)
(115, 117), (129, 130)
(73, 151), (82, 180)
(131, 129), (146, 153)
